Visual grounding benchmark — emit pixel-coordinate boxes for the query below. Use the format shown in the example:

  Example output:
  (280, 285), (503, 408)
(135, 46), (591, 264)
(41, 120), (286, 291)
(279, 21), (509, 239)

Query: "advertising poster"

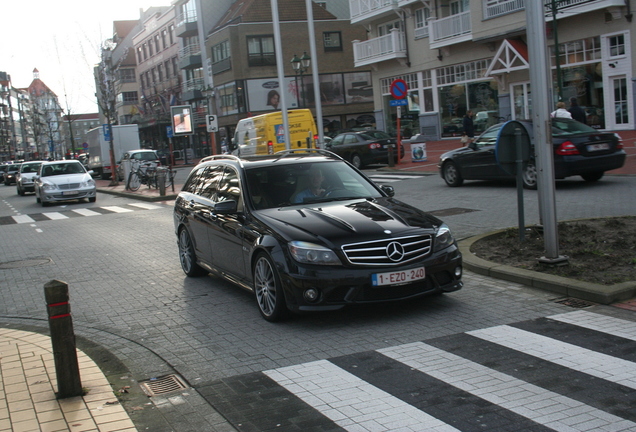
(247, 77), (298, 111)
(171, 105), (193, 135)
(411, 143), (427, 162)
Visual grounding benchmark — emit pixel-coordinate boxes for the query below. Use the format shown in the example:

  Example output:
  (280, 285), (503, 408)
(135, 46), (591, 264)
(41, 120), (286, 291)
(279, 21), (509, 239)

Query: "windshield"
(41, 163), (86, 177)
(245, 161), (383, 209)
(20, 163), (42, 173)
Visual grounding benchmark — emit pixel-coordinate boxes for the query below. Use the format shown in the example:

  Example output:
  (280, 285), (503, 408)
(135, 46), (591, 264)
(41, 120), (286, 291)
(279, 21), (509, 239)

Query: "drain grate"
(139, 374), (188, 396)
(554, 297), (597, 308)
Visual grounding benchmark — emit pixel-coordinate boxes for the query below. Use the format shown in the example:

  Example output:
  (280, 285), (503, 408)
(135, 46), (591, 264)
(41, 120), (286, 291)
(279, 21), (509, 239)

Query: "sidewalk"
(0, 328), (137, 432)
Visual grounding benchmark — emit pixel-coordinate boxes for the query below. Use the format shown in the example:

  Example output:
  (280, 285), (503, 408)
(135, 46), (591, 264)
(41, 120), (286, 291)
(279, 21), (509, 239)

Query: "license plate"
(62, 190), (79, 196)
(587, 143), (609, 151)
(371, 267), (425, 286)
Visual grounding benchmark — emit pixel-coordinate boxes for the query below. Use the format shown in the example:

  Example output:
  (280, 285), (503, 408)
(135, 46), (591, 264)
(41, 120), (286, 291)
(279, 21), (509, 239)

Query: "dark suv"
(173, 150), (463, 322)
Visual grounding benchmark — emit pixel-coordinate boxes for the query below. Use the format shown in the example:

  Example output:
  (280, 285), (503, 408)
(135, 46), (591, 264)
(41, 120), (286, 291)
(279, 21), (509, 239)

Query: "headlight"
(433, 223), (455, 252)
(289, 241), (341, 265)
(42, 182), (58, 191)
(83, 179), (96, 187)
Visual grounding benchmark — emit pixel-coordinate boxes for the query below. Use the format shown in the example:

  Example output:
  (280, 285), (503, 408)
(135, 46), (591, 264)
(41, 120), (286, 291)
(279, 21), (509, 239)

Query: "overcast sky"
(1, 0), (172, 114)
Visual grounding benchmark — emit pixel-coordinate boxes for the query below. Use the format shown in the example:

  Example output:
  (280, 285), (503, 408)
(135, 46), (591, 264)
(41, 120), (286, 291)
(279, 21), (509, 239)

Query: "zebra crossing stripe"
(42, 212), (68, 220)
(71, 208), (101, 216)
(11, 215), (35, 224)
(467, 325), (636, 390)
(378, 342), (636, 431)
(548, 310), (636, 341)
(128, 203), (161, 210)
(101, 206), (133, 213)
(264, 359), (460, 432)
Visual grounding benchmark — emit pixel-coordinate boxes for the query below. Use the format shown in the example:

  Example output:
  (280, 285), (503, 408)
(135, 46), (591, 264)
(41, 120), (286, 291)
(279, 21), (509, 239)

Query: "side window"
(182, 166), (207, 193)
(344, 135), (358, 145)
(199, 166), (224, 199)
(216, 167), (241, 204)
(331, 135), (344, 146)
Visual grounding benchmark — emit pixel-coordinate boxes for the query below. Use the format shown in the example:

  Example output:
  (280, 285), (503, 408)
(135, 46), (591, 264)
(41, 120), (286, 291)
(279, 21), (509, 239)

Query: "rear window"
(551, 119), (596, 136)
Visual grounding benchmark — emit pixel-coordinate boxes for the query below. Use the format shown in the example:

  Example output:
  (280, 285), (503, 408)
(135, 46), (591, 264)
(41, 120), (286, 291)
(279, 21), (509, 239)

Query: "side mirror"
(214, 199), (238, 214)
(380, 184), (395, 197)
(468, 142), (477, 150)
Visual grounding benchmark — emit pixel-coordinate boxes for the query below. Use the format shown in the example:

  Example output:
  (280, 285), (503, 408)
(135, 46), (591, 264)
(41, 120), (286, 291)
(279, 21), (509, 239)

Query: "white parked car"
(35, 160), (96, 206)
(16, 161), (44, 195)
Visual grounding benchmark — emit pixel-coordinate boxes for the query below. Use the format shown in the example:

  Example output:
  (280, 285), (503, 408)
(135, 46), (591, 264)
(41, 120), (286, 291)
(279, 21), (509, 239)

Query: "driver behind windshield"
(293, 167), (325, 203)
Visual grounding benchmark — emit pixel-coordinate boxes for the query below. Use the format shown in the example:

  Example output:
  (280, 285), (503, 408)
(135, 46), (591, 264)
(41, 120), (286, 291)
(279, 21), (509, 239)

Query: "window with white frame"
(378, 20), (401, 37)
(550, 36), (601, 66)
(380, 73), (418, 95)
(414, 7), (430, 39)
(609, 34), (625, 57)
(436, 60), (490, 85)
(212, 40), (230, 63)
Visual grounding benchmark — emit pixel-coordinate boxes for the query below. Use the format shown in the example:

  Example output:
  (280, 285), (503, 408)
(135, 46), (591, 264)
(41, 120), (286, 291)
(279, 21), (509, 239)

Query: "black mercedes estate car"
(174, 150), (463, 322)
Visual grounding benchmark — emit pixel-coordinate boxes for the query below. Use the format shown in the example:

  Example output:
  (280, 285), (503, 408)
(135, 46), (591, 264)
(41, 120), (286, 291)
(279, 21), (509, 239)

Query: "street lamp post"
(290, 52), (311, 108)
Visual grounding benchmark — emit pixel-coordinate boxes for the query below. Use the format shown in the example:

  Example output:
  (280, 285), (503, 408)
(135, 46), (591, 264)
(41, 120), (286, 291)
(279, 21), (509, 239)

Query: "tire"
(88, 197), (96, 203)
(581, 171), (604, 182)
(442, 161), (464, 187)
(128, 172), (141, 191)
(178, 228), (207, 277)
(253, 252), (288, 322)
(522, 162), (538, 190)
(351, 154), (363, 169)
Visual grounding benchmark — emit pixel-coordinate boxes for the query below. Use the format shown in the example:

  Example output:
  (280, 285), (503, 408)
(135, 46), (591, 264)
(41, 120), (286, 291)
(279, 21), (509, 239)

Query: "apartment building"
(350, 0), (633, 140)
(132, 6), (181, 153)
(207, 0), (372, 144)
(60, 113), (100, 156)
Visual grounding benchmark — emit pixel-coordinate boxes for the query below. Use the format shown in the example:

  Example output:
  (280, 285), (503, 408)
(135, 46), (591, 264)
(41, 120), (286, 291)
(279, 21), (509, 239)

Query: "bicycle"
(127, 161), (158, 191)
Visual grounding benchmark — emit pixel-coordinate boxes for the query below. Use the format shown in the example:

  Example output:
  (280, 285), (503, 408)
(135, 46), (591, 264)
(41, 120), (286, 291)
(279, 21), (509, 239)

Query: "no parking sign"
(390, 79), (408, 100)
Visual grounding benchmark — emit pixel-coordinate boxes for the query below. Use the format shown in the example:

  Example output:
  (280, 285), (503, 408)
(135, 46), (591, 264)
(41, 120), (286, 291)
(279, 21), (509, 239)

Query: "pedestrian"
(551, 101), (572, 119)
(462, 110), (475, 144)
(568, 97), (587, 124)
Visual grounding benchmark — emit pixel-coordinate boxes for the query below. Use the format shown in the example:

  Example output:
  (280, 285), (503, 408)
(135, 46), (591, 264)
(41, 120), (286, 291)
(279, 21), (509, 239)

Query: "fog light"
(304, 288), (320, 302)
(455, 266), (462, 278)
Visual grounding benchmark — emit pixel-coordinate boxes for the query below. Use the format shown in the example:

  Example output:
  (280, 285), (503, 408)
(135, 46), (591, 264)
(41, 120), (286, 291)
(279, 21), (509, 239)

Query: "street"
(1, 173), (635, 431)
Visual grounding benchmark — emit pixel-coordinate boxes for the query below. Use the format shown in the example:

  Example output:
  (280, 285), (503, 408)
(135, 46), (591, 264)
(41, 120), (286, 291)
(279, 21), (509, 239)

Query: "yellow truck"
(232, 109), (318, 156)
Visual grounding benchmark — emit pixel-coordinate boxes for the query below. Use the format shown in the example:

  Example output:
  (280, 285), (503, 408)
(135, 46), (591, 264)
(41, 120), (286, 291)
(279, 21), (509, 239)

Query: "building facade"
(350, 0), (634, 139)
(27, 69), (63, 159)
(60, 113), (100, 157)
(207, 0), (373, 146)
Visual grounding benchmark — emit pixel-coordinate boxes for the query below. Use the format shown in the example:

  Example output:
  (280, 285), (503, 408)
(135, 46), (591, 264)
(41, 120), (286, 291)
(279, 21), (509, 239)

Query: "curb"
(97, 187), (178, 202)
(459, 230), (636, 305)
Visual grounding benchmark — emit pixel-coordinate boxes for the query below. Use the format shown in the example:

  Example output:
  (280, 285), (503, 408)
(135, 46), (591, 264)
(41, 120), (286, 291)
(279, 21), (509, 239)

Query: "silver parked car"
(35, 160), (96, 206)
(16, 161), (43, 195)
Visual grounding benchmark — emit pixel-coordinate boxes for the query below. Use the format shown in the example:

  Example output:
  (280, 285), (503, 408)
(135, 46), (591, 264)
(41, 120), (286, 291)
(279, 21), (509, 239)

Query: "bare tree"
(94, 39), (125, 186)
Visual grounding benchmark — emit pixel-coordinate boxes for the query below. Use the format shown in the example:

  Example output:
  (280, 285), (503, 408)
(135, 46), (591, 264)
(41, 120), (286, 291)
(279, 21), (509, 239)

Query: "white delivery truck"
(86, 124), (140, 179)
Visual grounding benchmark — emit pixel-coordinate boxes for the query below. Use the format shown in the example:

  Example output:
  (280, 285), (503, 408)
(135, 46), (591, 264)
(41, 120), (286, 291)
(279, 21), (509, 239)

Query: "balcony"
(484, 0), (524, 19)
(182, 78), (204, 101)
(178, 44), (202, 70)
(350, 0), (395, 24)
(353, 29), (406, 68)
(175, 11), (198, 38)
(428, 11), (472, 50)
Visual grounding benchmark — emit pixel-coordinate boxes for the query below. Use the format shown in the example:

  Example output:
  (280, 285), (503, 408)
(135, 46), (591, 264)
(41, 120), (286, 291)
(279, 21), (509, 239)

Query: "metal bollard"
(44, 280), (83, 398)
(158, 168), (166, 196)
(387, 145), (395, 167)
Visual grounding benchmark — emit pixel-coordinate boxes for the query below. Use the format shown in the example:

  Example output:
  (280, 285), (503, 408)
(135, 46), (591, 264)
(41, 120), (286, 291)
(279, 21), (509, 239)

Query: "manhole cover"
(428, 208), (478, 217)
(0, 258), (52, 269)
(554, 297), (597, 308)
(140, 375), (188, 396)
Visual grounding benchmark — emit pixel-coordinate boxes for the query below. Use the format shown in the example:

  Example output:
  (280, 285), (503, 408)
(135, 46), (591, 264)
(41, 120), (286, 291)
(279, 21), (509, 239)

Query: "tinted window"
(182, 166), (207, 193)
(216, 167), (241, 204)
(199, 166), (224, 199)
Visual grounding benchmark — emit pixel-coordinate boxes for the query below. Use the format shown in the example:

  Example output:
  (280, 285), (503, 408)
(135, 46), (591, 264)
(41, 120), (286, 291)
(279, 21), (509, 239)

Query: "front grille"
(58, 183), (80, 190)
(341, 234), (432, 266)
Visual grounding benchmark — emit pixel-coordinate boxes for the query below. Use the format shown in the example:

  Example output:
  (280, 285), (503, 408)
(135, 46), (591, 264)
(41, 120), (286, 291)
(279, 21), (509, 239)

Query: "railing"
(414, 24), (429, 39)
(179, 44), (200, 59)
(485, 0), (524, 19)
(353, 29), (406, 66)
(176, 11), (197, 27)
(429, 11), (471, 44)
(349, 0), (394, 21)
(182, 78), (203, 93)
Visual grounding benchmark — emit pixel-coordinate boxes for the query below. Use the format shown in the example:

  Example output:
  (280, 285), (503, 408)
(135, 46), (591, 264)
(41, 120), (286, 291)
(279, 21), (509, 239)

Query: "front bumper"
(40, 188), (96, 203)
(280, 245), (463, 312)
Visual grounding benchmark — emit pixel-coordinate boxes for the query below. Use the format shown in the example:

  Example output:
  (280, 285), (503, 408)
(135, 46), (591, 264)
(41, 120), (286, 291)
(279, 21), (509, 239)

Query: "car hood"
(256, 198), (443, 246)
(42, 173), (93, 185)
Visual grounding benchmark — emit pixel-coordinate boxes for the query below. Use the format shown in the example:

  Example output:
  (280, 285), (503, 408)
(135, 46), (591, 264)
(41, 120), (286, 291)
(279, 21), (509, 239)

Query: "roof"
(213, 0), (337, 31)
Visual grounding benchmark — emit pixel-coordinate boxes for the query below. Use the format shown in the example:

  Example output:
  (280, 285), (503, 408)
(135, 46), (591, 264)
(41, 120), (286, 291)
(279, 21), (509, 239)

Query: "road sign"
(390, 99), (408, 106)
(206, 115), (218, 133)
(102, 124), (111, 141)
(166, 126), (174, 138)
(390, 79), (408, 99)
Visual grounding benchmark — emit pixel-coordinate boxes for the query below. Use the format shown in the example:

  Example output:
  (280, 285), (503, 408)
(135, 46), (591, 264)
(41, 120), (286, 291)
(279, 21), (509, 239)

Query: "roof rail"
(199, 154), (242, 164)
(273, 148), (344, 162)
